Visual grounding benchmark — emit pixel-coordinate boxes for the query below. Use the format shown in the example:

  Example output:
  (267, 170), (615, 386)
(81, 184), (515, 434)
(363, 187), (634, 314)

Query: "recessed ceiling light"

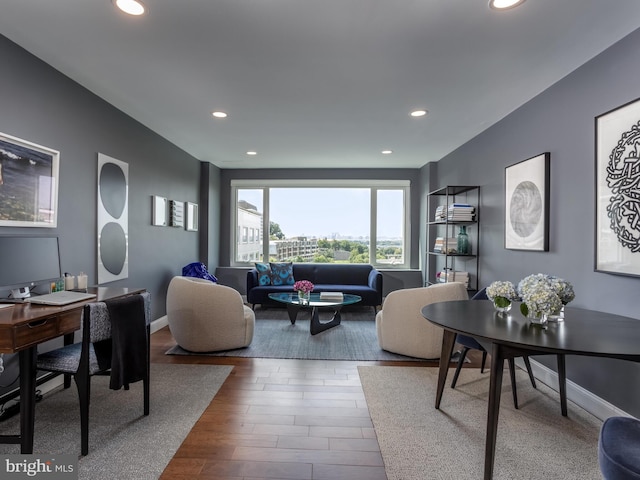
(410, 110), (428, 117)
(246, 151), (257, 156)
(381, 150), (393, 155)
(212, 111), (228, 118)
(489, 0), (526, 10)
(113, 0), (146, 16)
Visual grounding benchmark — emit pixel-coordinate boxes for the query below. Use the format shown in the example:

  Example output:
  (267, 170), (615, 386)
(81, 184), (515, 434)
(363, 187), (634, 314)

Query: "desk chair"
(450, 288), (537, 409)
(36, 292), (150, 456)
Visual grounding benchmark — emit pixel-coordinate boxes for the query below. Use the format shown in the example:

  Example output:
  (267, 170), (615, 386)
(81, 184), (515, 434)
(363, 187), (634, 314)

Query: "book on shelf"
(436, 270), (469, 287)
(433, 237), (458, 253)
(320, 291), (344, 301)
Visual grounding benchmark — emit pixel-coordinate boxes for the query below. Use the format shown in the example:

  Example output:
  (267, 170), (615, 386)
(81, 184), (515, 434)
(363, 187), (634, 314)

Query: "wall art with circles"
(504, 152), (550, 251)
(97, 153), (128, 284)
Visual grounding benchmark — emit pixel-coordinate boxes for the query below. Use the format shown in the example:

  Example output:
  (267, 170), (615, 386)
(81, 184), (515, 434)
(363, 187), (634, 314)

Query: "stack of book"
(433, 237), (459, 253)
(320, 291), (344, 301)
(436, 270), (469, 287)
(435, 204), (476, 222)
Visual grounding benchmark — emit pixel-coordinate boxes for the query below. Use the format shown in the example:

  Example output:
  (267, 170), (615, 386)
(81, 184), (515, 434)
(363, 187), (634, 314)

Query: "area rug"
(0, 363), (232, 480)
(165, 306), (427, 361)
(358, 366), (603, 480)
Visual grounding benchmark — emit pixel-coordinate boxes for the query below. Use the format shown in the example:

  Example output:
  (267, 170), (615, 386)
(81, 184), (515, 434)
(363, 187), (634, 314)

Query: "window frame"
(231, 179), (410, 268)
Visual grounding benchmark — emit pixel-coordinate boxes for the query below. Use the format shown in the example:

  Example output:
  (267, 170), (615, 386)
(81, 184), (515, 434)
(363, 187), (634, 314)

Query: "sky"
(240, 188), (403, 239)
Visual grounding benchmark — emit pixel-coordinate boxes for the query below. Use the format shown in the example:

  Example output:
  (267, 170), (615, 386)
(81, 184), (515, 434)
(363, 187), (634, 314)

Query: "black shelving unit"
(426, 185), (480, 292)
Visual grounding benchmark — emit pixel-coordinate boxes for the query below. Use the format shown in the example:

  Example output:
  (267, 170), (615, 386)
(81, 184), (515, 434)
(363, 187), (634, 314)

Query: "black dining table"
(421, 299), (640, 480)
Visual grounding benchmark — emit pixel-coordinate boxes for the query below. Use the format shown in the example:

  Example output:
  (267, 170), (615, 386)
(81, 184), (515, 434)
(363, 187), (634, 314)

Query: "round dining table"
(421, 299), (640, 480)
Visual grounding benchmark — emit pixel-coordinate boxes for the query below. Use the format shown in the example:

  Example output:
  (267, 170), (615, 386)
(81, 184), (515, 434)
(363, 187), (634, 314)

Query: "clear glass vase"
(528, 313), (548, 326)
(547, 306), (565, 322)
(298, 290), (310, 304)
(493, 300), (512, 314)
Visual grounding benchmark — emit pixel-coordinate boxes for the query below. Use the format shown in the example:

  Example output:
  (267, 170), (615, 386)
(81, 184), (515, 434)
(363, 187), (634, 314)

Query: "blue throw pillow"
(255, 262), (272, 286)
(269, 262), (295, 286)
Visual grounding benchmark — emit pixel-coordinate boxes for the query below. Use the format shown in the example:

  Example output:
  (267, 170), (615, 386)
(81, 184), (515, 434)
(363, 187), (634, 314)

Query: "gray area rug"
(0, 363), (232, 480)
(166, 306), (427, 361)
(359, 366), (603, 480)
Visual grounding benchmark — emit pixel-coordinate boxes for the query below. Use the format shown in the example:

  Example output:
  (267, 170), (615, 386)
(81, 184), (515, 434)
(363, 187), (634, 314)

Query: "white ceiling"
(1, 1), (639, 169)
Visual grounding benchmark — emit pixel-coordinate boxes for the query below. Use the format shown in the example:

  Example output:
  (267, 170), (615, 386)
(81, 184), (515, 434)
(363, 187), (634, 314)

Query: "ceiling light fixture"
(211, 111), (228, 118)
(246, 151), (257, 156)
(381, 150), (393, 155)
(113, 0), (146, 16)
(410, 110), (428, 117)
(489, 0), (526, 10)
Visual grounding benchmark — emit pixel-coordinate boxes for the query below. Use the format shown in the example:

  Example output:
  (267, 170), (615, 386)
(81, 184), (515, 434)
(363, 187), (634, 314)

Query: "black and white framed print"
(97, 153), (128, 284)
(505, 152), (550, 251)
(596, 97), (640, 277)
(0, 132), (59, 227)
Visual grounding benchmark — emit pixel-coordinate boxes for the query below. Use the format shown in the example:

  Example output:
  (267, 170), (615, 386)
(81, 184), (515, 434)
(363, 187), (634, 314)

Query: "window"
(232, 180), (409, 267)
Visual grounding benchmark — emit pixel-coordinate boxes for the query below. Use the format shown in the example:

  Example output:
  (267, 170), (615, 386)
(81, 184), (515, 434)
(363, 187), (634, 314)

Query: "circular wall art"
(97, 153), (128, 284)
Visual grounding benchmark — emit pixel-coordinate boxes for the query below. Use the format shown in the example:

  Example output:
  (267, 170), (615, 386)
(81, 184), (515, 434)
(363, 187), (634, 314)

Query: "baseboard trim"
(151, 315), (168, 333)
(515, 357), (631, 421)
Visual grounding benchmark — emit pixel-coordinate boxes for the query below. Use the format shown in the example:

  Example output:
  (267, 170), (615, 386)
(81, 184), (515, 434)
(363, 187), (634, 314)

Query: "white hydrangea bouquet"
(517, 273), (575, 320)
(486, 280), (519, 311)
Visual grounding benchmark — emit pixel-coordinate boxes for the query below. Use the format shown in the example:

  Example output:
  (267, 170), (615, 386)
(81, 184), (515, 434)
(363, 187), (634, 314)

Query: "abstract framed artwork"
(504, 152), (550, 251)
(185, 202), (198, 231)
(97, 153), (128, 284)
(0, 132), (59, 227)
(595, 97), (640, 277)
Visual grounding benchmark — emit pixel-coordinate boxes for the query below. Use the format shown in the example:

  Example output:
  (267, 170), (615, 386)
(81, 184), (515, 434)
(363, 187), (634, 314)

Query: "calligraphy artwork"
(596, 97), (640, 276)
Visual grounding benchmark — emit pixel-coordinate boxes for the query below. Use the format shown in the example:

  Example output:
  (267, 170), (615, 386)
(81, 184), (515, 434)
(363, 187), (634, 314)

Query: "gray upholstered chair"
(36, 292), (151, 456)
(166, 276), (255, 352)
(375, 282), (469, 359)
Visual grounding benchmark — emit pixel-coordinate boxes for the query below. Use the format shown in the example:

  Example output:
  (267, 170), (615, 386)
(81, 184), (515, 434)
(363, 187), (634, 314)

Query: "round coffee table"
(268, 292), (361, 335)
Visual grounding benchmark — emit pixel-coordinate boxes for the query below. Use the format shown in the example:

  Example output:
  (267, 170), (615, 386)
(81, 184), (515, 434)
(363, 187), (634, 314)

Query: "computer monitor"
(0, 235), (62, 300)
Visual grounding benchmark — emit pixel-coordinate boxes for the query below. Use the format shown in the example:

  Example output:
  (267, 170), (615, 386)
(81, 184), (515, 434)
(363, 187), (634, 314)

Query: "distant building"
(236, 200), (262, 262)
(270, 237), (318, 261)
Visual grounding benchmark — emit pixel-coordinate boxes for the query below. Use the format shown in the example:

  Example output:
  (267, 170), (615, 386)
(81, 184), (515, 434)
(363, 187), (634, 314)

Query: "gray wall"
(424, 27), (640, 416)
(0, 35), (209, 321)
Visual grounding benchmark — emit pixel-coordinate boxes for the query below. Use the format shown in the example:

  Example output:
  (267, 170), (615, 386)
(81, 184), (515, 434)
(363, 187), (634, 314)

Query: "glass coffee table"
(268, 292), (362, 335)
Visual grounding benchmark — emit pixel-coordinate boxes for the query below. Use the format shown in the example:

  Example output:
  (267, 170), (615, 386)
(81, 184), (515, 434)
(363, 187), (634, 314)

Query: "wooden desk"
(421, 299), (640, 480)
(0, 286), (145, 453)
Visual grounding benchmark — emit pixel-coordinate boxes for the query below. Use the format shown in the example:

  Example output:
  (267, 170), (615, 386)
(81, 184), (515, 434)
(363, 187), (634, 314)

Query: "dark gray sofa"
(246, 263), (383, 311)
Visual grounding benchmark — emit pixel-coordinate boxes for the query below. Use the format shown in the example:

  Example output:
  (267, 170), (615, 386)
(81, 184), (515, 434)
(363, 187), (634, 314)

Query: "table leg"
(285, 304), (300, 324)
(557, 354), (568, 417)
(435, 330), (457, 409)
(310, 306), (342, 335)
(485, 342), (505, 480)
(18, 347), (36, 454)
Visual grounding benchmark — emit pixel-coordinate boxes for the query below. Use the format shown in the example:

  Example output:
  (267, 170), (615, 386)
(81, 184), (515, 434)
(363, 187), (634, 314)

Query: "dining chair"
(36, 292), (150, 455)
(598, 416), (640, 479)
(450, 288), (538, 409)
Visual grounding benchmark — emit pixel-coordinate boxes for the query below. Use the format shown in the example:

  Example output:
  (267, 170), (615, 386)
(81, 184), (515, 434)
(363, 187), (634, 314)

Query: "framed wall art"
(97, 153), (128, 284)
(0, 132), (59, 227)
(185, 202), (198, 231)
(504, 152), (550, 251)
(595, 97), (640, 276)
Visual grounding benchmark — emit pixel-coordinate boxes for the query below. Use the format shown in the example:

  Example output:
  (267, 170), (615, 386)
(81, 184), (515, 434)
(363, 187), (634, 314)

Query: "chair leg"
(522, 355), (537, 389)
(74, 372), (91, 456)
(480, 351), (488, 374)
(144, 326), (150, 416)
(450, 347), (470, 388)
(508, 358), (519, 409)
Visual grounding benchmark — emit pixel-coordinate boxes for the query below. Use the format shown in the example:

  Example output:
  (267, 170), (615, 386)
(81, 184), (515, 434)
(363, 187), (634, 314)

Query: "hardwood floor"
(152, 326), (482, 480)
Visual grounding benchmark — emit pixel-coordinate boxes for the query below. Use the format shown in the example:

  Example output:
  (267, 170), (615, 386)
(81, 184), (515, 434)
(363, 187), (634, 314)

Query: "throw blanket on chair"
(106, 295), (148, 390)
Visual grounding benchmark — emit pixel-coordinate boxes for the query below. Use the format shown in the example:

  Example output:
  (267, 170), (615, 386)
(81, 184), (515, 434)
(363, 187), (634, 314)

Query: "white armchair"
(166, 276), (255, 352)
(375, 282), (469, 359)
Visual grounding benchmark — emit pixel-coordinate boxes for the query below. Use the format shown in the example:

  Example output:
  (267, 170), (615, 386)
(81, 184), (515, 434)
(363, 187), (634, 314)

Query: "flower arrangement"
(293, 280), (314, 294)
(486, 280), (518, 309)
(517, 273), (574, 318)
